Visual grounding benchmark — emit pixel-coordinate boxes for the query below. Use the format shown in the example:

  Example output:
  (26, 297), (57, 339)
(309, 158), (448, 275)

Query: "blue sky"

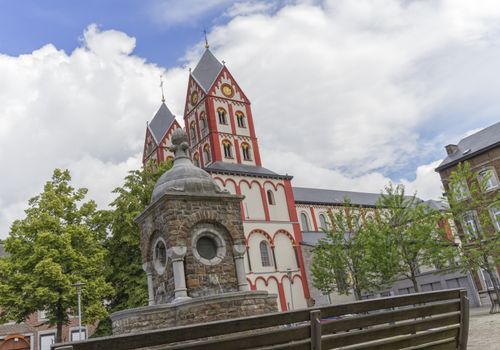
(1, 0), (500, 237)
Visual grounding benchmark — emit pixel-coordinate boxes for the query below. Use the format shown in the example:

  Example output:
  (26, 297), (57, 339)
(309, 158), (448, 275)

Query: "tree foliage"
(0, 169), (113, 343)
(311, 200), (387, 300)
(372, 184), (457, 292)
(104, 160), (172, 314)
(445, 162), (500, 310)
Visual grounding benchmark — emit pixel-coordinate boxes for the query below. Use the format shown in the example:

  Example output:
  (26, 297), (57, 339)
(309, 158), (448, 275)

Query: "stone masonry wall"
(111, 291), (278, 335)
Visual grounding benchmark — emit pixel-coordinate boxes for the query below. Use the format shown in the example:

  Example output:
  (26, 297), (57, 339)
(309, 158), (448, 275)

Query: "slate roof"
(204, 162), (290, 179)
(192, 49), (224, 92)
(436, 121), (500, 171)
(301, 231), (327, 246)
(423, 199), (449, 211)
(293, 187), (383, 207)
(148, 103), (176, 144)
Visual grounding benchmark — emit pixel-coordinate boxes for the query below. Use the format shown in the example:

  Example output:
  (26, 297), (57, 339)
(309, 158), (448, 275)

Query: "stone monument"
(111, 129), (277, 335)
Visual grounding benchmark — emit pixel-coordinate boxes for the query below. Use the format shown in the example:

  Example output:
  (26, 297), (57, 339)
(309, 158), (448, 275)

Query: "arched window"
(300, 212), (310, 231)
(241, 143), (251, 161)
(236, 111), (246, 128)
(222, 140), (233, 158)
(199, 112), (207, 135)
(217, 107), (227, 124)
(190, 121), (197, 145)
(259, 240), (272, 267)
(319, 213), (327, 230)
(267, 190), (275, 205)
(203, 144), (211, 163)
(193, 153), (200, 167)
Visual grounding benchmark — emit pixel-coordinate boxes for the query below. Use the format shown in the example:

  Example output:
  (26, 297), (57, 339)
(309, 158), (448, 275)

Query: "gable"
(209, 67), (249, 104)
(184, 76), (206, 116)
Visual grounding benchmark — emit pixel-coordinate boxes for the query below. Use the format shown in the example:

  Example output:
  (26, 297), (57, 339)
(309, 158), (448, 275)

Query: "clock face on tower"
(221, 84), (234, 98)
(190, 91), (199, 105)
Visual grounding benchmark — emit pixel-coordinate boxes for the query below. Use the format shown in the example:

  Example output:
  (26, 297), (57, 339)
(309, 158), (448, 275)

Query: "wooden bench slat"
(163, 324), (310, 350)
(406, 337), (457, 350)
(336, 325), (459, 350)
(321, 289), (461, 319)
(322, 312), (460, 348)
(255, 339), (311, 350)
(322, 299), (460, 333)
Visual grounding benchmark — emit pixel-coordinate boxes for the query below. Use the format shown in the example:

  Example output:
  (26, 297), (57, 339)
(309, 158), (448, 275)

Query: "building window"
(478, 168), (499, 191)
(300, 212), (310, 231)
(241, 143), (251, 161)
(217, 107), (227, 124)
(451, 179), (469, 201)
(40, 333), (56, 350)
(462, 211), (480, 239)
(222, 140), (233, 158)
(193, 153), (200, 167)
(236, 111), (246, 128)
(259, 240), (272, 267)
(267, 190), (275, 205)
(203, 144), (211, 163)
(70, 328), (87, 341)
(489, 204), (500, 231)
(199, 112), (207, 135)
(190, 122), (196, 145)
(319, 213), (328, 230)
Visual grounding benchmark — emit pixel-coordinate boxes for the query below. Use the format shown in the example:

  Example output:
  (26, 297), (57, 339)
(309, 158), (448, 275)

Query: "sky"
(1, 0), (500, 239)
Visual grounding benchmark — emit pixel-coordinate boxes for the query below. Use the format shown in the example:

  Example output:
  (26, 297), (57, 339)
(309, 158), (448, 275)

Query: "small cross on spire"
(159, 75), (165, 103)
(203, 29), (209, 49)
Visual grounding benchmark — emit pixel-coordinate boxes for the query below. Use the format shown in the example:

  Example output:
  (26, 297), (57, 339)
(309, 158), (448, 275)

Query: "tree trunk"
(409, 267), (420, 293)
(56, 321), (63, 343)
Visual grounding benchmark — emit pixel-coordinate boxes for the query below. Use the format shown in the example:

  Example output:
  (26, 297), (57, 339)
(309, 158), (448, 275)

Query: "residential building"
(435, 122), (500, 305)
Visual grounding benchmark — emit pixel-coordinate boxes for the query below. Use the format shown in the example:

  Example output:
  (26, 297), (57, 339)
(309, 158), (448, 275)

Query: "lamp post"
(286, 268), (294, 310)
(72, 282), (85, 341)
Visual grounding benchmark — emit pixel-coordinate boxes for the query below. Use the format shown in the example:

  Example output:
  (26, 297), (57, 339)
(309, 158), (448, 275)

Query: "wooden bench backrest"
(52, 288), (469, 350)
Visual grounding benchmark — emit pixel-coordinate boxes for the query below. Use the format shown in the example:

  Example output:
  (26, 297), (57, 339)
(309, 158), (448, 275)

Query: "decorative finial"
(189, 67), (192, 73)
(222, 60), (226, 65)
(168, 129), (190, 161)
(159, 75), (165, 103)
(203, 29), (209, 49)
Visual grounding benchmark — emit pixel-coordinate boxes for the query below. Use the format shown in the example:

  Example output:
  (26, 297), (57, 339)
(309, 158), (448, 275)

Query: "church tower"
(182, 46), (311, 311)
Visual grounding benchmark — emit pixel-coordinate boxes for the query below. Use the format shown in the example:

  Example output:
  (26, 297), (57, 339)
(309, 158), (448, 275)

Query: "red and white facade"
(144, 49), (311, 310)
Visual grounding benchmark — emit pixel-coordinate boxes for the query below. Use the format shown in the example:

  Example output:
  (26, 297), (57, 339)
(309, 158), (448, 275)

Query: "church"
(141, 43), (478, 310)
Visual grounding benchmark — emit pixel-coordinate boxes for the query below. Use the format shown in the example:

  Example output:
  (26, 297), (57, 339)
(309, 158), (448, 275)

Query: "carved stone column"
(142, 262), (155, 306)
(167, 246), (190, 300)
(233, 244), (249, 291)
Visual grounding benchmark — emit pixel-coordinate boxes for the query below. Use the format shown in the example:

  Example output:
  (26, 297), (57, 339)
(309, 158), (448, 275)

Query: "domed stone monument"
(111, 129), (278, 335)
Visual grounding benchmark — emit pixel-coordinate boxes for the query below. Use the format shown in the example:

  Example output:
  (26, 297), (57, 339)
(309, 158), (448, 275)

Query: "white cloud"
(0, 25), (178, 238)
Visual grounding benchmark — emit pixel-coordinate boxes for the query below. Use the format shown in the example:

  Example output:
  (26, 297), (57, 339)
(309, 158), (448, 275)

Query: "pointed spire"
(159, 75), (165, 103)
(203, 29), (209, 49)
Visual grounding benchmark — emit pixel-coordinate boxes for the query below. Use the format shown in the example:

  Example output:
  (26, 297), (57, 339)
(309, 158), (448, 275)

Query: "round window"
(196, 236), (217, 260)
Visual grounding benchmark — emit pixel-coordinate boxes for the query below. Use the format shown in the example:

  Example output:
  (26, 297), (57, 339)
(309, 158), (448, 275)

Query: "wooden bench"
(52, 288), (469, 350)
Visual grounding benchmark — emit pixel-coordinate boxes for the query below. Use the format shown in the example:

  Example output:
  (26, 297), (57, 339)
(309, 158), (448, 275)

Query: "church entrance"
(0, 335), (30, 350)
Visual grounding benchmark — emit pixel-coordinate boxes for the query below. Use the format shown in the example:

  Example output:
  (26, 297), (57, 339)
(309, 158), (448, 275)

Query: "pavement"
(468, 306), (500, 350)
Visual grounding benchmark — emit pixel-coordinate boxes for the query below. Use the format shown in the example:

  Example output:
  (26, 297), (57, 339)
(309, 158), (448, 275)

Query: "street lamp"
(286, 268), (295, 310)
(71, 282), (85, 341)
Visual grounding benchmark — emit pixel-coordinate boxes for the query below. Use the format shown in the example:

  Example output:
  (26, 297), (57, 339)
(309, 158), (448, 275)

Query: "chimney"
(445, 144), (458, 155)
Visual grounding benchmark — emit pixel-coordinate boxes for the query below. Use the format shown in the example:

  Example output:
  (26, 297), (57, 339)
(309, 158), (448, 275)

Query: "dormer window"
(236, 111), (246, 128)
(241, 142), (251, 161)
(222, 140), (233, 158)
(217, 107), (227, 125)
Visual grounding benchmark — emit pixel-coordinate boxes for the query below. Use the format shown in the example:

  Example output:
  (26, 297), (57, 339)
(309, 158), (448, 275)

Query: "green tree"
(0, 169), (113, 343)
(104, 160), (172, 314)
(445, 162), (500, 312)
(311, 200), (385, 300)
(374, 184), (457, 293)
